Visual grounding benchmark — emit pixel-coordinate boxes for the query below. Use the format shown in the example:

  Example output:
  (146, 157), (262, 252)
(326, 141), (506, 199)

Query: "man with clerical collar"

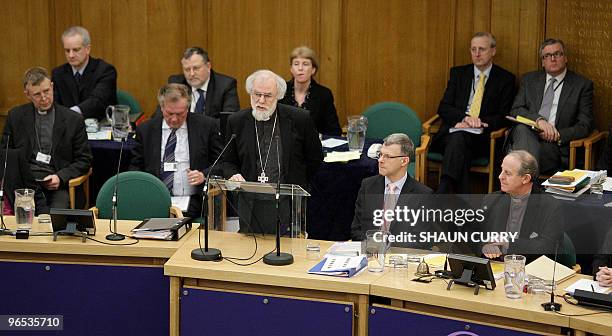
(130, 84), (222, 218)
(509, 38), (593, 175)
(163, 47), (240, 119)
(223, 69), (322, 234)
(2, 67), (92, 209)
(481, 150), (562, 261)
(51, 26), (117, 121)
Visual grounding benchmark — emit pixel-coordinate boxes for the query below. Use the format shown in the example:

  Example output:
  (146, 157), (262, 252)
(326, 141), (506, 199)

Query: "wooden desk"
(0, 216), (194, 336)
(164, 231), (383, 336)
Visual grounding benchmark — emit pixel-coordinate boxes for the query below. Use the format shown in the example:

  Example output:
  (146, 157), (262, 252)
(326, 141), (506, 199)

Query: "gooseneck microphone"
(192, 134), (236, 261)
(106, 137), (126, 241)
(542, 242), (562, 312)
(0, 135), (10, 233)
(263, 136), (294, 266)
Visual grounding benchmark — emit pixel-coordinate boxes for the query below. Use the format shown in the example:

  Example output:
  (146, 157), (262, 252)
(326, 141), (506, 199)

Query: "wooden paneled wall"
(0, 0), (609, 132)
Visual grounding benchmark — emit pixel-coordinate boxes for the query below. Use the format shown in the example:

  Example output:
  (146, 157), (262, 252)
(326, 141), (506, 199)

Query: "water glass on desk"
(365, 230), (390, 272)
(504, 254), (526, 299)
(15, 188), (35, 230)
(347, 115), (367, 153)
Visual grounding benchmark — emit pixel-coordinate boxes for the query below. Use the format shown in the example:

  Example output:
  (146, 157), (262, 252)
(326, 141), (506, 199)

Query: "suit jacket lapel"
(481, 65), (497, 110)
(186, 115), (197, 169)
(21, 105), (36, 152)
(150, 118), (163, 176)
(459, 66), (473, 111)
(62, 65), (80, 104)
(555, 72), (574, 126)
(51, 105), (66, 160)
(534, 72), (547, 111)
(205, 72), (215, 116)
(243, 111), (257, 176)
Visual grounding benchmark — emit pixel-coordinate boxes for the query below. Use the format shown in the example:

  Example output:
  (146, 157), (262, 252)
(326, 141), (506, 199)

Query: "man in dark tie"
(51, 26), (117, 121)
(509, 38), (593, 175)
(433, 32), (516, 193)
(2, 67), (92, 208)
(130, 84), (222, 218)
(163, 47), (240, 119)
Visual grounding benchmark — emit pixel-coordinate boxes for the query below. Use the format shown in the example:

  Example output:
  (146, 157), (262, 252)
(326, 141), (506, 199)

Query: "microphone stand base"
(263, 252), (294, 266)
(106, 233), (125, 241)
(191, 247), (222, 261)
(541, 302), (562, 311)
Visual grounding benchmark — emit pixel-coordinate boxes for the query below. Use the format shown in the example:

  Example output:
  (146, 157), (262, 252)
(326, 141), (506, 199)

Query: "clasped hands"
(535, 119), (560, 143)
(454, 116), (488, 129)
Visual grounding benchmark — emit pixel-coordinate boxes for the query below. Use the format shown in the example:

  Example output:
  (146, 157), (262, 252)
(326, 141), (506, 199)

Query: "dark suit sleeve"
(51, 68), (65, 109)
(221, 77), (240, 112)
(222, 116), (241, 178)
(479, 71), (516, 131)
(511, 196), (563, 256)
(79, 63), (118, 120)
(437, 67), (467, 126)
(558, 79), (593, 143)
(350, 179), (368, 241)
(302, 113), (323, 181)
(510, 74), (541, 122)
(130, 126), (146, 171)
(56, 117), (92, 183)
(203, 121), (223, 176)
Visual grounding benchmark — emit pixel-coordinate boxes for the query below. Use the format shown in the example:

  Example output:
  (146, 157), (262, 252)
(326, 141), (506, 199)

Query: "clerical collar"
(37, 106), (54, 115)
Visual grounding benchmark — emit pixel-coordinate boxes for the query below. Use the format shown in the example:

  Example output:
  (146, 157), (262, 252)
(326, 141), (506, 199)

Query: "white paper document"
(603, 177), (612, 192)
(321, 138), (348, 148)
(525, 255), (575, 283)
(171, 196), (190, 211)
(564, 278), (609, 295)
(87, 130), (112, 140)
(324, 151), (361, 163)
(328, 241), (362, 256)
(449, 127), (483, 134)
(322, 255), (366, 272)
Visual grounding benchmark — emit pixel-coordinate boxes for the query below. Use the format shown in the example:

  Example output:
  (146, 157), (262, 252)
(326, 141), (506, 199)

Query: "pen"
(591, 284), (595, 292)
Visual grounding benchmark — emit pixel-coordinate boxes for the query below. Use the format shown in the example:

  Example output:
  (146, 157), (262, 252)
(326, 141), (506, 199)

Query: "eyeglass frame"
(376, 152), (408, 160)
(542, 51), (564, 60)
(250, 91), (275, 101)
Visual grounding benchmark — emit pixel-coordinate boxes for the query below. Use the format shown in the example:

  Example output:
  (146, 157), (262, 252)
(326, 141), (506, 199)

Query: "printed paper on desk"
(564, 278), (609, 295)
(321, 138), (348, 148)
(324, 151), (361, 163)
(171, 196), (190, 212)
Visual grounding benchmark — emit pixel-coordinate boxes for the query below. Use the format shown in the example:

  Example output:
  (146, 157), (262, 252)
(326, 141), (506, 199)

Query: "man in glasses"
(351, 133), (432, 242)
(509, 38), (593, 175)
(223, 69), (322, 234)
(433, 32), (516, 194)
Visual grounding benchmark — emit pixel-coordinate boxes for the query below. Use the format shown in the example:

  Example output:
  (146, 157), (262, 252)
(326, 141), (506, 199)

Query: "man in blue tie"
(131, 84), (222, 218)
(164, 47), (240, 119)
(509, 39), (594, 174)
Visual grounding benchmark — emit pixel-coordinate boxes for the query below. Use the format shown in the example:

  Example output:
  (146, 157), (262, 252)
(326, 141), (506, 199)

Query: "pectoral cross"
(258, 171), (269, 183)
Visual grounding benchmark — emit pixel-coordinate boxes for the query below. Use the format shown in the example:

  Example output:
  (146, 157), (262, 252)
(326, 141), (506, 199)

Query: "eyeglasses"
(251, 92), (275, 101)
(542, 51), (564, 59)
(470, 47), (490, 54)
(376, 152), (408, 160)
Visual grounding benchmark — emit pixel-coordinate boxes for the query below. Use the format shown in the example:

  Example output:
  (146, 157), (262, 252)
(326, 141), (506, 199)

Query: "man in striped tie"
(509, 39), (593, 175)
(433, 32), (516, 193)
(131, 84), (222, 218)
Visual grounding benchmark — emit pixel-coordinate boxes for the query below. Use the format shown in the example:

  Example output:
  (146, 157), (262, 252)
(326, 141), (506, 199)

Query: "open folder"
(308, 255), (367, 277)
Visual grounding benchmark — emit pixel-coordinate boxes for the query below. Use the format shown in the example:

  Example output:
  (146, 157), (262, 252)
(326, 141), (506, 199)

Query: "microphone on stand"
(263, 136), (293, 266)
(0, 135), (10, 234)
(106, 137), (127, 241)
(542, 242), (562, 312)
(191, 134), (236, 261)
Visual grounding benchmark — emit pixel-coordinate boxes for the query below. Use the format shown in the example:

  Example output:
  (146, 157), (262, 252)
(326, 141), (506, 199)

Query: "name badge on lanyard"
(36, 152), (51, 164)
(164, 162), (178, 172)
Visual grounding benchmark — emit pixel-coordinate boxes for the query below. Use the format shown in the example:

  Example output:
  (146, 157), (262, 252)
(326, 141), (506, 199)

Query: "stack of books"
(542, 169), (592, 199)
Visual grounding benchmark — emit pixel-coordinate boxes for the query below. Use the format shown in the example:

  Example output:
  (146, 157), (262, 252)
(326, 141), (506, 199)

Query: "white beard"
(252, 105), (276, 121)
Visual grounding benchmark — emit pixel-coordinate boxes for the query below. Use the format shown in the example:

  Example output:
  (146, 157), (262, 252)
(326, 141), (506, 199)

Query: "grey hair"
(23, 66), (51, 89)
(182, 47), (210, 63)
(383, 133), (415, 160)
(539, 38), (566, 58)
(472, 32), (497, 48)
(245, 69), (287, 100)
(507, 150), (539, 181)
(62, 26), (91, 47)
(157, 83), (192, 107)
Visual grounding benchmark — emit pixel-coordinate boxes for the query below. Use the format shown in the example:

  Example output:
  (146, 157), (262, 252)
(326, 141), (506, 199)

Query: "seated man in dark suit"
(509, 38), (593, 175)
(2, 67), (92, 209)
(481, 150), (562, 262)
(130, 84), (223, 218)
(161, 47), (240, 119)
(51, 26), (117, 121)
(433, 32), (516, 193)
(223, 69), (322, 234)
(351, 133), (433, 244)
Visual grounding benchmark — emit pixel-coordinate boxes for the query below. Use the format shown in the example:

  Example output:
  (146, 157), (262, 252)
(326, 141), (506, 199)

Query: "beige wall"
(0, 0), (609, 132)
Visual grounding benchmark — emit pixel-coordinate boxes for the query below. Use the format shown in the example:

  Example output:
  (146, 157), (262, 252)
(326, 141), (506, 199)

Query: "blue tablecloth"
(307, 137), (381, 241)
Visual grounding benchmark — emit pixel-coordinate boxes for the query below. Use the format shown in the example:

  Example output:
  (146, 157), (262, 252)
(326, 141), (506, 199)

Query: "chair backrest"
(362, 102), (422, 147)
(96, 171), (172, 220)
(558, 232), (577, 269)
(117, 89), (143, 116)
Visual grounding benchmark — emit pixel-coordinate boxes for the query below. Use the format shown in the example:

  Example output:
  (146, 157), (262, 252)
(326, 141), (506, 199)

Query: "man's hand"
(187, 169), (205, 186)
(595, 266), (612, 287)
(229, 174), (245, 182)
(482, 243), (502, 259)
(42, 174), (61, 190)
(463, 116), (488, 128)
(536, 119), (560, 143)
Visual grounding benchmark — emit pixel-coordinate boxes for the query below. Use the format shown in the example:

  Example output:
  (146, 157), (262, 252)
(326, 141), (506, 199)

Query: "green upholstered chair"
(361, 102), (430, 182)
(117, 89), (143, 123)
(558, 232), (579, 271)
(93, 171), (181, 220)
(422, 115), (507, 193)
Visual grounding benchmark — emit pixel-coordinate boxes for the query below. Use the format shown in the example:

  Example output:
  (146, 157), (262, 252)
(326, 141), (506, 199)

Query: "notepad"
(564, 279), (609, 295)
